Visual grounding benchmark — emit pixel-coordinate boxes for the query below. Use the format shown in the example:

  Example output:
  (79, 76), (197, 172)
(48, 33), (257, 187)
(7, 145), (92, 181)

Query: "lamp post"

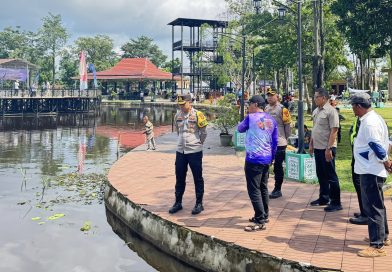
(255, 0), (305, 154)
(215, 31), (247, 121)
(296, 1), (305, 155)
(241, 34), (246, 121)
(253, 0), (261, 15)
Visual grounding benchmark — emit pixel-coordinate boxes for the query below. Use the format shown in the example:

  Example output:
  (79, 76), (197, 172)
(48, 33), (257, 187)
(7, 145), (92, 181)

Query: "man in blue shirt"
(238, 95), (278, 231)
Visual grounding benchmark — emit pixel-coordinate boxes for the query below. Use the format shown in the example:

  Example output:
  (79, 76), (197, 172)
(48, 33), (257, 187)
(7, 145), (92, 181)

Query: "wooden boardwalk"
(108, 128), (392, 272)
(0, 89), (101, 114)
(0, 89), (100, 99)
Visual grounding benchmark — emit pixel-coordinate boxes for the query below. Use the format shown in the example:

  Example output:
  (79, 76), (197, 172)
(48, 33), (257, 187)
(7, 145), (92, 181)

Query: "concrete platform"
(106, 128), (392, 272)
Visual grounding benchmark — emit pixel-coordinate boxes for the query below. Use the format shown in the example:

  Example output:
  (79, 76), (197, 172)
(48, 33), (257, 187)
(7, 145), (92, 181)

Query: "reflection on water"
(0, 104), (194, 272)
(106, 208), (201, 272)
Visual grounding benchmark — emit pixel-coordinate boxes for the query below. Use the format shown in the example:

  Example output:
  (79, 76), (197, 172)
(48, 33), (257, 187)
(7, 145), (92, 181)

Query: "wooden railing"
(0, 89), (101, 99)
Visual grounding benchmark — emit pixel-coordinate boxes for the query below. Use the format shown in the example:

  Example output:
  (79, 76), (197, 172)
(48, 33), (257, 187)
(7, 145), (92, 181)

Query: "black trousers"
(314, 148), (341, 205)
(273, 145), (286, 190)
(175, 151), (204, 204)
(244, 161), (270, 222)
(351, 156), (365, 216)
(360, 174), (389, 248)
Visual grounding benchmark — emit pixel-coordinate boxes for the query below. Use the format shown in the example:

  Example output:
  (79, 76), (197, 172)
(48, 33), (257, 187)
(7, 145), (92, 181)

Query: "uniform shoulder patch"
(196, 111), (208, 127)
(282, 107), (292, 124)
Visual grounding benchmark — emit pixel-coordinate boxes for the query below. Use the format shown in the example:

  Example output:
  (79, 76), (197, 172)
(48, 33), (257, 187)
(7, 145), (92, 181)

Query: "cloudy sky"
(0, 0), (229, 56)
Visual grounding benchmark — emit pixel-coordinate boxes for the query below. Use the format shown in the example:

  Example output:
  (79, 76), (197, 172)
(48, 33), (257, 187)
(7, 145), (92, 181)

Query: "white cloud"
(0, 0), (228, 56)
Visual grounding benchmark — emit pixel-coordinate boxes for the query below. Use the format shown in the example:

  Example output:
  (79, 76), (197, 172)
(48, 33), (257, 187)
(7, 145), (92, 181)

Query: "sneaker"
(310, 199), (329, 206)
(324, 204), (343, 212)
(357, 246), (386, 257)
(269, 189), (282, 199)
(349, 215), (368, 225)
(168, 202), (182, 214)
(191, 203), (204, 215)
(364, 237), (391, 246)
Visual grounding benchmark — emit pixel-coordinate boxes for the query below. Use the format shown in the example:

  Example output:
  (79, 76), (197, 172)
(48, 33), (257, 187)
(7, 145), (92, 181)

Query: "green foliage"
(74, 35), (118, 71)
(0, 26), (30, 59)
(304, 106), (392, 192)
(38, 13), (68, 85)
(331, 0), (392, 60)
(213, 93), (240, 134)
(59, 49), (78, 88)
(121, 35), (167, 67)
(161, 58), (181, 73)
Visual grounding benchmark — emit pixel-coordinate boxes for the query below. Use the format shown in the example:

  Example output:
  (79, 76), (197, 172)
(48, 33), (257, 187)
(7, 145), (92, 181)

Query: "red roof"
(89, 58), (173, 81)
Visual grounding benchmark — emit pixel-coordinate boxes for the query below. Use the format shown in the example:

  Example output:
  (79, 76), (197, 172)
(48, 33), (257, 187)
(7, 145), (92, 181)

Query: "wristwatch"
(327, 146), (333, 150)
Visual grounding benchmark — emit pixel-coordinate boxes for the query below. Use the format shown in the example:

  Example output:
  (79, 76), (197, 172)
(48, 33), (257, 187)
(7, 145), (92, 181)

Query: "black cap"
(177, 94), (192, 105)
(266, 87), (277, 95)
(350, 92), (371, 106)
(249, 95), (265, 108)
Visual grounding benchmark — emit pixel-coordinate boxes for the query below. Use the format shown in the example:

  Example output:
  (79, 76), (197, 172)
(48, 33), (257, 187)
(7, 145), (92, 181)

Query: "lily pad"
(47, 213), (65, 220)
(80, 221), (91, 232)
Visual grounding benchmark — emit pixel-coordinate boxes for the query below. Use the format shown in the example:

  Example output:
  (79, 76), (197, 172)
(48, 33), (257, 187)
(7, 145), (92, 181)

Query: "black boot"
(169, 193), (183, 214)
(169, 202), (183, 214)
(191, 203), (204, 215)
(269, 188), (282, 199)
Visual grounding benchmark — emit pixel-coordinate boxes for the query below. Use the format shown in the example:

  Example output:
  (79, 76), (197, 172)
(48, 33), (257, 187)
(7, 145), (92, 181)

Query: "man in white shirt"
(351, 93), (391, 257)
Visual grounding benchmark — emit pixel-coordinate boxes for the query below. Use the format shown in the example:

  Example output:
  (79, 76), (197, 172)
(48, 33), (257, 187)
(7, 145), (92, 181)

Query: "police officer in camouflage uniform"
(169, 94), (208, 215)
(265, 88), (292, 199)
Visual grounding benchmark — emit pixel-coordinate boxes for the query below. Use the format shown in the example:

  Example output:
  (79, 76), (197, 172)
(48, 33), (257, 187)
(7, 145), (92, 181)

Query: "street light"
(254, 0), (305, 154)
(278, 7), (286, 21)
(253, 0), (261, 14)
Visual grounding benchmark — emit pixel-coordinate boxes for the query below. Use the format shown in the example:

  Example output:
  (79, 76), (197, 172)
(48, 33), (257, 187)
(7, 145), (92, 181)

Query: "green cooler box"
(234, 130), (246, 151)
(285, 151), (318, 183)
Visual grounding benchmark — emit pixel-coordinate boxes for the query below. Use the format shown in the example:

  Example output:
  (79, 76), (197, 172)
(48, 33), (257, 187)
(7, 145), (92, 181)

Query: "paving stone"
(108, 128), (392, 271)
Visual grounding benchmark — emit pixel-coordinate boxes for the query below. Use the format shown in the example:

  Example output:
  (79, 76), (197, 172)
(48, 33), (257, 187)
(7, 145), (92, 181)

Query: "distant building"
(330, 79), (347, 94)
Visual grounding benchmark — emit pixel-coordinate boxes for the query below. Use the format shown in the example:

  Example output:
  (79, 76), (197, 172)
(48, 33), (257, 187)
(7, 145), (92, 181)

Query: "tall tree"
(331, 0), (392, 88)
(121, 36), (167, 67)
(38, 13), (68, 86)
(0, 26), (30, 59)
(74, 35), (118, 71)
(59, 49), (78, 88)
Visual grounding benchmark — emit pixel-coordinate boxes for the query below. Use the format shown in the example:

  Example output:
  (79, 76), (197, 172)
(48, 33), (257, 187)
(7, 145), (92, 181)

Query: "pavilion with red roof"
(89, 58), (173, 81)
(86, 58), (178, 99)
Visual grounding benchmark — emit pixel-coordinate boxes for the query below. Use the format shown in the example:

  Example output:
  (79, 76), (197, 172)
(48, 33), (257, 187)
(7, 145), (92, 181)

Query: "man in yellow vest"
(169, 94), (208, 215)
(265, 88), (292, 199)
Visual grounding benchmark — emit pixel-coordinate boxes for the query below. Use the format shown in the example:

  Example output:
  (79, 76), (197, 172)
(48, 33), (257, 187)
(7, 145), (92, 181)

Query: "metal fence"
(0, 89), (101, 99)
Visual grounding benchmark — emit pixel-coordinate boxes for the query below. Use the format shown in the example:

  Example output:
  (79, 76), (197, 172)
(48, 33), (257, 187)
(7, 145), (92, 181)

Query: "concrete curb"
(104, 182), (338, 272)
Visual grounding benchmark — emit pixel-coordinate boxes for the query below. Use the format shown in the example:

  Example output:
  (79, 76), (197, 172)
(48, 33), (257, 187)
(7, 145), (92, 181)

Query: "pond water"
(0, 105), (199, 272)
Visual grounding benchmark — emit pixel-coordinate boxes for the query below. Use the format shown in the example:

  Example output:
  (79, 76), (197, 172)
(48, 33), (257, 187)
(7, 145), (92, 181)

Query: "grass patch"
(304, 104), (392, 192)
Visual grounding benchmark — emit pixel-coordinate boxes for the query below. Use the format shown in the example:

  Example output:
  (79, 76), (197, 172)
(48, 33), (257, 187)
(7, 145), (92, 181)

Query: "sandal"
(244, 224), (266, 232)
